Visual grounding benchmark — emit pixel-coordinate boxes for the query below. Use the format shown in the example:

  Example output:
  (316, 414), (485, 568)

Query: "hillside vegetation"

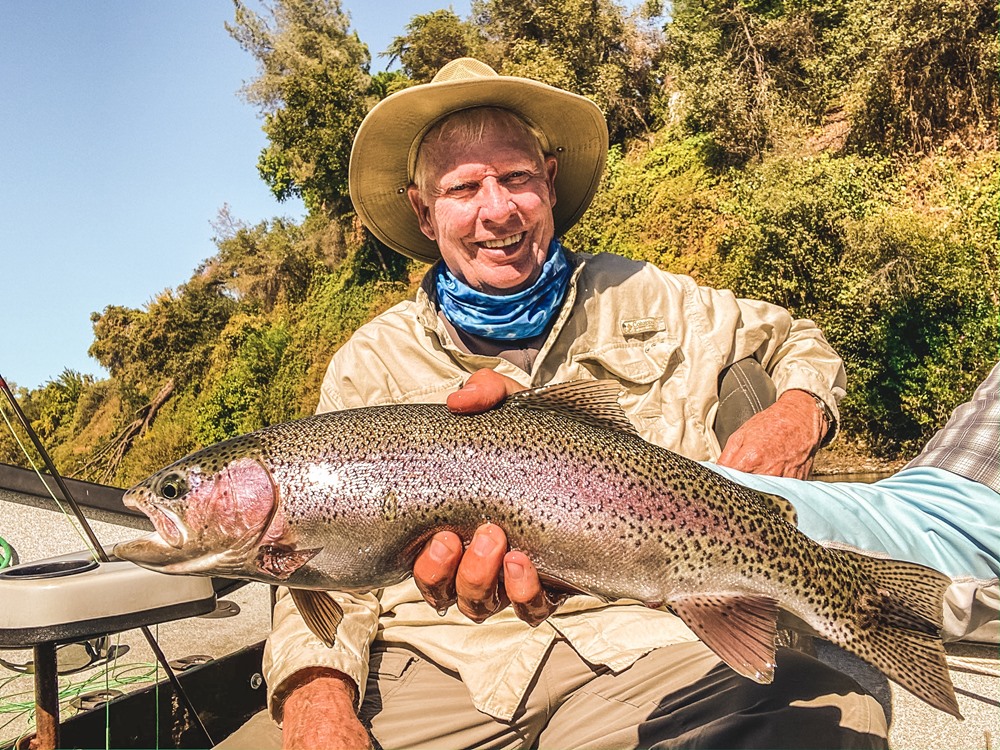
(2, 0), (996, 485)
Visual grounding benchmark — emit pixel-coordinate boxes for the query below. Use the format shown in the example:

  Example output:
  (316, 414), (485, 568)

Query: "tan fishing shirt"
(263, 250), (846, 722)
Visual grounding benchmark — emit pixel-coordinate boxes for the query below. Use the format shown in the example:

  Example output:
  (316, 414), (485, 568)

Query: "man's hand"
(446, 368), (525, 414)
(412, 524), (559, 626)
(413, 371), (555, 625)
(281, 670), (371, 750)
(717, 389), (829, 479)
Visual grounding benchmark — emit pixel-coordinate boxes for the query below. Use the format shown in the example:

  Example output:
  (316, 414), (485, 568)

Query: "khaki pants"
(220, 639), (888, 749)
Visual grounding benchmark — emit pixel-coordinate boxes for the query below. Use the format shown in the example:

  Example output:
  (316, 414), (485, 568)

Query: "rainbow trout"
(114, 381), (960, 717)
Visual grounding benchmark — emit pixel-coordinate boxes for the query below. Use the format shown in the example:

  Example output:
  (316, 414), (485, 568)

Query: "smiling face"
(408, 109), (558, 295)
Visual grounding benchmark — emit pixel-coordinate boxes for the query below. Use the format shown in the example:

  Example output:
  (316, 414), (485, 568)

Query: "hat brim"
(349, 75), (609, 263)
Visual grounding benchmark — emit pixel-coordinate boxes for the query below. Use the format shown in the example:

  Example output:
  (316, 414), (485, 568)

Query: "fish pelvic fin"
(508, 380), (638, 435)
(830, 548), (962, 718)
(669, 594), (779, 683)
(290, 589), (345, 648)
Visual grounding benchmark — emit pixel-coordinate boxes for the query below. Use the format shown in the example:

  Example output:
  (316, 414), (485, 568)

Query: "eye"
(157, 473), (189, 500)
(503, 170), (531, 184)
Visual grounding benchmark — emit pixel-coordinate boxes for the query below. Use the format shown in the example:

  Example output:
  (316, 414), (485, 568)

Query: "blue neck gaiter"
(435, 240), (571, 341)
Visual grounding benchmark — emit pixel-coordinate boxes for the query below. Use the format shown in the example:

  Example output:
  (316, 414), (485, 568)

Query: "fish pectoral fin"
(255, 545), (321, 580)
(669, 594), (779, 683)
(290, 589), (345, 648)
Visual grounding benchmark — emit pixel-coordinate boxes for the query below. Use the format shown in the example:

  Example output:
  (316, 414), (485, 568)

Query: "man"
(226, 59), (869, 749)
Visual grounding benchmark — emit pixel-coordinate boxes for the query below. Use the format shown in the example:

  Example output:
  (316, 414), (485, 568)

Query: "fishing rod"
(0, 372), (215, 748)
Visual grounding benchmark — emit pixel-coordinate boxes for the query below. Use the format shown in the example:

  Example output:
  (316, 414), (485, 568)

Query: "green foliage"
(204, 208), (318, 311)
(471, 0), (667, 142)
(839, 0), (998, 153)
(196, 315), (293, 443)
(715, 152), (900, 312)
(386, 10), (485, 82)
(715, 151), (998, 454)
(89, 277), (237, 407)
(228, 0), (374, 216)
(566, 133), (724, 276)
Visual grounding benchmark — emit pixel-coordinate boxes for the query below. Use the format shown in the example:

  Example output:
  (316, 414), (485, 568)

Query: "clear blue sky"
(0, 0), (470, 392)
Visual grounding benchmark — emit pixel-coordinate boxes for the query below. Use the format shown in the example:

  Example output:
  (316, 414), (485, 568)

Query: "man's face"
(408, 124), (558, 295)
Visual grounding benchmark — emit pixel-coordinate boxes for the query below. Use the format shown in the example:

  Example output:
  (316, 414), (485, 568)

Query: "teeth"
(480, 233), (524, 249)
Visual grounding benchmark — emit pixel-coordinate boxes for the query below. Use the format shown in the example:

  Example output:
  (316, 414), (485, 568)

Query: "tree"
(227, 0), (375, 220)
(471, 0), (667, 142)
(386, 10), (485, 83)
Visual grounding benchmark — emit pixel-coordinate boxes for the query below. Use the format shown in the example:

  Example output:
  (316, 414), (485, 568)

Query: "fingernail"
(436, 606), (449, 617)
(428, 538), (451, 563)
(471, 532), (499, 557)
(505, 560), (524, 580)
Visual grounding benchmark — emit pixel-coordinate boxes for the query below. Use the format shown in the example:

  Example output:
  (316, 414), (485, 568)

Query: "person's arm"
(704, 293), (846, 478)
(280, 669), (372, 750)
(263, 587), (380, 748)
(717, 388), (830, 479)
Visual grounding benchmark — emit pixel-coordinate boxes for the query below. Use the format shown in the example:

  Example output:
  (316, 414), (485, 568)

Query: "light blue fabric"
(434, 240), (571, 340)
(703, 464), (1000, 581)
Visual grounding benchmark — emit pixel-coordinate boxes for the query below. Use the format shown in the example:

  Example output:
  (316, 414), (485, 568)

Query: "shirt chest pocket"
(572, 336), (681, 385)
(573, 337), (692, 448)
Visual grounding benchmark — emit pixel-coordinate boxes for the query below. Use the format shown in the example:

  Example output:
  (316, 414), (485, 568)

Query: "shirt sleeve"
(732, 296), (847, 430)
(263, 587), (381, 723)
(689, 282), (846, 433)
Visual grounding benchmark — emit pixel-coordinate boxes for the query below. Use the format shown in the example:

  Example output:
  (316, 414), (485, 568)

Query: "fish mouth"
(113, 534), (188, 570)
(123, 491), (185, 549)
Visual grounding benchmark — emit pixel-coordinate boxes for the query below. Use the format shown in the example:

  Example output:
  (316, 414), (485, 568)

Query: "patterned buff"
(434, 240), (572, 340)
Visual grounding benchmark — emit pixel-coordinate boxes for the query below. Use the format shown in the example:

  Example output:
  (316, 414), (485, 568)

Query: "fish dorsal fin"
(758, 492), (798, 526)
(508, 380), (638, 435)
(669, 594), (779, 683)
(290, 588), (345, 648)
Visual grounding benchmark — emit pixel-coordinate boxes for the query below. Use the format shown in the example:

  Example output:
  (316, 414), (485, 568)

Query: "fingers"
(413, 524), (560, 626)
(455, 524), (510, 622)
(447, 369), (524, 414)
(412, 531), (462, 613)
(504, 551), (559, 626)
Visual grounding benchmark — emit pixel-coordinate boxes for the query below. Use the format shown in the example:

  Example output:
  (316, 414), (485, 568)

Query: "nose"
(477, 177), (516, 223)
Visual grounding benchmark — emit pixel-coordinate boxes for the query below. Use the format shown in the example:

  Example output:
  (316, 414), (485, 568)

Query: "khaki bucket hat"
(348, 58), (609, 263)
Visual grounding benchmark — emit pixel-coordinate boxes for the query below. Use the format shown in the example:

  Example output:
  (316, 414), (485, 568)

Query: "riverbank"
(812, 440), (908, 478)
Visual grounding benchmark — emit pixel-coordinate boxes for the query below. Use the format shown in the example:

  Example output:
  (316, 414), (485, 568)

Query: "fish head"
(114, 435), (278, 577)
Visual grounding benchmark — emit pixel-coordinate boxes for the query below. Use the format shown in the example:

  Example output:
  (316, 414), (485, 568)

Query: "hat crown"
(432, 57), (500, 83)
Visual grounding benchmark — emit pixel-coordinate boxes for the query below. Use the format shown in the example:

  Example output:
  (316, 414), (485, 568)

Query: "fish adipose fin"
(291, 589), (345, 648)
(509, 380), (638, 434)
(669, 594), (779, 683)
(831, 548), (962, 719)
(758, 492), (798, 526)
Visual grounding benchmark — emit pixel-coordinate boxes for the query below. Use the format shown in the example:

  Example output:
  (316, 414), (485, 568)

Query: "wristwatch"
(808, 392), (835, 447)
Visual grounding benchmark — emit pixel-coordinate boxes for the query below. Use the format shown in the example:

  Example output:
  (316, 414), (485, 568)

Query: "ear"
(544, 155), (558, 209)
(407, 185), (437, 241)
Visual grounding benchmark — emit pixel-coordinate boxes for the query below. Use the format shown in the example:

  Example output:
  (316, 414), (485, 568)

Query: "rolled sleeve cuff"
(263, 587), (380, 723)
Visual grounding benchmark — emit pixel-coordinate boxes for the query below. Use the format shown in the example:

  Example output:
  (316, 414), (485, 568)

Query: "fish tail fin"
(830, 548), (962, 719)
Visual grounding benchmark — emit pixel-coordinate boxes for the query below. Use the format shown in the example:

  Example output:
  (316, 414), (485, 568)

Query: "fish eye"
(158, 474), (189, 501)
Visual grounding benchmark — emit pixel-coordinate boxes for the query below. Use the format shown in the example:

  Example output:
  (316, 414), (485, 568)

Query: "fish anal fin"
(509, 380), (638, 435)
(256, 545), (321, 580)
(290, 588), (345, 648)
(670, 594), (779, 683)
(536, 571), (597, 603)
